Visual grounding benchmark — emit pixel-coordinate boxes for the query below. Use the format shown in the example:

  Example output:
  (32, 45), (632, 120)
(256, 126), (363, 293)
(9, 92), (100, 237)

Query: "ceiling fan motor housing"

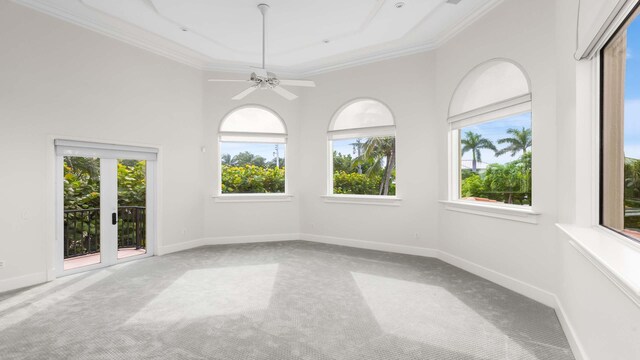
(250, 72), (280, 89)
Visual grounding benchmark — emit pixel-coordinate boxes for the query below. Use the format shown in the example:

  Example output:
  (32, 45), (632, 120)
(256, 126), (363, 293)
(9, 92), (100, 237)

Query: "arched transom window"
(328, 99), (397, 196)
(448, 59), (533, 207)
(218, 106), (287, 194)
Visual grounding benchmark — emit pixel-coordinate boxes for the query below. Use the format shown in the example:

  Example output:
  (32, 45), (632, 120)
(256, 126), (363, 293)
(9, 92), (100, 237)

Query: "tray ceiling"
(13, 0), (502, 76)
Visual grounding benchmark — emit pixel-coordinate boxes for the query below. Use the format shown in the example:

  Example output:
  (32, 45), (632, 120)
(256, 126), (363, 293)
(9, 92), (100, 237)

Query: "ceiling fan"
(208, 3), (316, 100)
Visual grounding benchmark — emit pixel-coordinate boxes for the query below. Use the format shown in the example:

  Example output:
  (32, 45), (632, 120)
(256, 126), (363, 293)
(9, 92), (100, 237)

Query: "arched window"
(218, 106), (287, 194)
(448, 59), (533, 206)
(328, 99), (397, 196)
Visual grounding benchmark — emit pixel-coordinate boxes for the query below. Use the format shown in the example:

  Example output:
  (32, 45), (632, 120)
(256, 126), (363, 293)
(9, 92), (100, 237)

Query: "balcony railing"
(63, 206), (146, 259)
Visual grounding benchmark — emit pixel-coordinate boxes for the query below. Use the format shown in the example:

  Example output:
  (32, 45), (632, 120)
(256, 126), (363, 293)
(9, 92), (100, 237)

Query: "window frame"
(599, 2), (640, 244)
(216, 105), (289, 198)
(445, 59), (538, 220)
(326, 98), (398, 199)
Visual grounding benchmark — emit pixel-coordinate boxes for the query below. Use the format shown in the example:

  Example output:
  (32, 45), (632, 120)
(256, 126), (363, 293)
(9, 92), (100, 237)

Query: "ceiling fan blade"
(232, 86), (258, 100)
(273, 86), (298, 100)
(208, 79), (250, 82)
(278, 79), (316, 87)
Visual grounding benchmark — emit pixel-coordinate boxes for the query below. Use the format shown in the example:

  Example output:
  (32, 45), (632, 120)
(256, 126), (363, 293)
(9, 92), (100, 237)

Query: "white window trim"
(327, 129), (397, 197)
(322, 194), (402, 206)
(213, 193), (293, 203)
(447, 111), (536, 217)
(440, 200), (539, 224)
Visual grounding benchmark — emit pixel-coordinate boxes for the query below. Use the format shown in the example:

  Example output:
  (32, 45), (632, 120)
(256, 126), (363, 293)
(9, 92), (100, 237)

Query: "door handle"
(112, 212), (117, 225)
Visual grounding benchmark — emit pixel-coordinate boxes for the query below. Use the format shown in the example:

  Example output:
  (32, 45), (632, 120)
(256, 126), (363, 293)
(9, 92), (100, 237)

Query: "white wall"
(435, 0), (560, 299)
(0, 1), (205, 288)
(201, 75), (302, 239)
(299, 52), (439, 251)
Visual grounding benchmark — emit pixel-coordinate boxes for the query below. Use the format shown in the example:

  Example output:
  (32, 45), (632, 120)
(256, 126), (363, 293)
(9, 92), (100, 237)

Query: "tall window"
(601, 5), (640, 240)
(328, 99), (396, 196)
(218, 106), (287, 194)
(448, 60), (533, 206)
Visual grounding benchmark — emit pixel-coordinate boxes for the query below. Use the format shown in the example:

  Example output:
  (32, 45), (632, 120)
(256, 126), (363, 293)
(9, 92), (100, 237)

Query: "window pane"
(458, 113), (532, 206)
(220, 107), (286, 134)
(331, 136), (396, 196)
(331, 100), (394, 131)
(602, 8), (640, 240)
(220, 142), (285, 194)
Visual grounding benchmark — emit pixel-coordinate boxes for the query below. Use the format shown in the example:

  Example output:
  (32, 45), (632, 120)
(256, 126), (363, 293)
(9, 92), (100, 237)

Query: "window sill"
(556, 224), (640, 308)
(439, 200), (540, 224)
(213, 194), (293, 203)
(322, 195), (402, 206)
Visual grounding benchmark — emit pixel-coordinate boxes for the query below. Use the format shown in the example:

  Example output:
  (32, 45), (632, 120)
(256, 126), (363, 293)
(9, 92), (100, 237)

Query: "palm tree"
(496, 127), (532, 157)
(358, 137), (396, 195)
(221, 153), (232, 166)
(461, 131), (497, 172)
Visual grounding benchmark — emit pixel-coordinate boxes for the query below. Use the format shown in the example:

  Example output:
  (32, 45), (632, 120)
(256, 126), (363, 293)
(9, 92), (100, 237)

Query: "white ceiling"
(14, 0), (502, 76)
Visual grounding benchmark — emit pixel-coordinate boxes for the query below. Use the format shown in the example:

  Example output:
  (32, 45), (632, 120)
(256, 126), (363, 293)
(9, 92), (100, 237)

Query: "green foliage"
(63, 157), (100, 210)
(331, 136), (397, 196)
(624, 157), (640, 230)
(460, 151), (532, 205)
(230, 151), (267, 167)
(63, 158), (147, 210)
(333, 151), (356, 173)
(221, 165), (285, 193)
(333, 171), (396, 196)
(461, 173), (484, 198)
(118, 161), (146, 206)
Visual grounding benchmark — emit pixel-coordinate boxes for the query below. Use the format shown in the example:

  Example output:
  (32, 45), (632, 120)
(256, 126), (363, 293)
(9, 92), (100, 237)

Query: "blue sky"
(333, 138), (366, 158)
(220, 142), (285, 161)
(460, 113), (532, 165)
(625, 16), (640, 159)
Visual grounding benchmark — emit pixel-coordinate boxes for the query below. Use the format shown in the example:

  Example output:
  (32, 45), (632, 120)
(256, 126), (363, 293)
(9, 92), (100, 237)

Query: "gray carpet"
(0, 241), (574, 359)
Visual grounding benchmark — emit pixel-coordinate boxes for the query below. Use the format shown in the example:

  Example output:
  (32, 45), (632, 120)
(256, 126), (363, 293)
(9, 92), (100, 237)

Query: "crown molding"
(12, 0), (504, 78)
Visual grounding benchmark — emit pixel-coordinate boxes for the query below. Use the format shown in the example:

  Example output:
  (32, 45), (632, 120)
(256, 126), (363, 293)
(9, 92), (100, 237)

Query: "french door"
(55, 140), (157, 276)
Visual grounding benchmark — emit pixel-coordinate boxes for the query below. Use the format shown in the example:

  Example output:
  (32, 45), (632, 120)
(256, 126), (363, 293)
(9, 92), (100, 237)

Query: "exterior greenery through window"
(601, 6), (640, 241)
(332, 137), (396, 195)
(218, 106), (287, 194)
(220, 143), (285, 193)
(328, 99), (396, 196)
(460, 113), (532, 205)
(449, 59), (533, 207)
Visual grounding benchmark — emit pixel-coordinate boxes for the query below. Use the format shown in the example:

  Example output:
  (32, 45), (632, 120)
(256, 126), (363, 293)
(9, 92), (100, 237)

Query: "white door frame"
(54, 142), (158, 277)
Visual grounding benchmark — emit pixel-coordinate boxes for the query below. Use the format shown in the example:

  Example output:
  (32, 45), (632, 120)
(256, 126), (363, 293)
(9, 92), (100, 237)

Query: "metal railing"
(118, 206), (146, 250)
(63, 206), (146, 259)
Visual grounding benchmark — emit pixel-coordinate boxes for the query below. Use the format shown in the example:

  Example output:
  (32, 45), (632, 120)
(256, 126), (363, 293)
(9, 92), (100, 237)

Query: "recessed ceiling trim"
(12, 0), (505, 78)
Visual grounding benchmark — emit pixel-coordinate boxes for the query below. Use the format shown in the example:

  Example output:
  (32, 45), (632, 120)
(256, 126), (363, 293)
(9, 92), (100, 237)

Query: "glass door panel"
(117, 159), (147, 260)
(62, 156), (101, 271)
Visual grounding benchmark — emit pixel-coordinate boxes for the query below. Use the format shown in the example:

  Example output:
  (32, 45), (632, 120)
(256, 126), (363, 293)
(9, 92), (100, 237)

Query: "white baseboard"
(553, 295), (589, 360)
(299, 233), (439, 258)
(436, 250), (557, 307)
(157, 233), (300, 255)
(157, 238), (207, 255)
(0, 272), (48, 294)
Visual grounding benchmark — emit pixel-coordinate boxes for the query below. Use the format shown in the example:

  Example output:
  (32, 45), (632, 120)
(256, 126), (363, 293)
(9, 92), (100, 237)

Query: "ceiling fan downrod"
(258, 4), (269, 72)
